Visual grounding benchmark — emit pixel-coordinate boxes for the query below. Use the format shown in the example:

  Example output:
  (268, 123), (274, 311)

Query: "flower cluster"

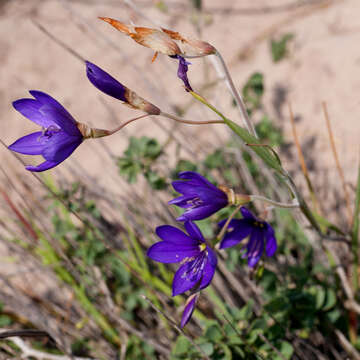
(147, 171), (277, 327)
(8, 18), (278, 330)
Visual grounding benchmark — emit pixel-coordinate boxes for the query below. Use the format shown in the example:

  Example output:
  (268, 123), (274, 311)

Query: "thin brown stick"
(0, 187), (38, 241)
(322, 101), (352, 226)
(288, 103), (321, 214)
(0, 330), (51, 339)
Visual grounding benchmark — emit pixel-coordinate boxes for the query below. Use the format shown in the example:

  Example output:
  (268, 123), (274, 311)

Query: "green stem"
(250, 194), (299, 208)
(214, 50), (258, 137)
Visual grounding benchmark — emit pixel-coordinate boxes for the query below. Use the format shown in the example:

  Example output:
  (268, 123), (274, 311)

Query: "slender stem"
(215, 50), (258, 137)
(216, 204), (242, 242)
(250, 194), (299, 208)
(107, 114), (150, 135)
(91, 111), (223, 139)
(160, 111), (224, 125)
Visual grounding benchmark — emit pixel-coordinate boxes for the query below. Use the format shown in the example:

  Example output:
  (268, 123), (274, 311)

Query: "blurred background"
(1, 0), (360, 359)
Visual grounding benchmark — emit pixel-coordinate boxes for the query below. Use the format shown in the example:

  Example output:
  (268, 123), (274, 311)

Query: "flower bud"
(86, 61), (160, 115)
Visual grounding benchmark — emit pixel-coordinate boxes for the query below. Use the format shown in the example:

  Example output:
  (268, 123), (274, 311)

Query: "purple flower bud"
(181, 294), (199, 328)
(86, 61), (160, 115)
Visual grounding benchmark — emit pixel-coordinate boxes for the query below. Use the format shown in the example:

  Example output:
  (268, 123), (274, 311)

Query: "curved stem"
(160, 111), (224, 125)
(250, 194), (299, 209)
(107, 114), (150, 135)
(216, 204), (242, 243)
(214, 50), (258, 137)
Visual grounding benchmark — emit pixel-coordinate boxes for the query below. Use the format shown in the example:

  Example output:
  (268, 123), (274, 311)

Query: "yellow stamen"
(199, 243), (206, 251)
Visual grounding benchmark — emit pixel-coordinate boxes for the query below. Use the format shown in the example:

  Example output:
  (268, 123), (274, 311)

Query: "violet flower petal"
(184, 221), (204, 242)
(170, 55), (193, 91)
(8, 131), (45, 155)
(172, 260), (203, 296)
(12, 99), (56, 128)
(168, 194), (198, 208)
(178, 171), (218, 189)
(29, 91), (76, 123)
(176, 204), (222, 222)
(156, 225), (198, 246)
(199, 247), (217, 290)
(246, 229), (264, 267)
(39, 106), (81, 137)
(219, 207), (277, 267)
(181, 294), (198, 328)
(147, 241), (200, 263)
(42, 133), (82, 162)
(240, 206), (256, 220)
(170, 171), (228, 221)
(86, 61), (127, 102)
(26, 160), (60, 172)
(219, 219), (253, 249)
(265, 224), (277, 257)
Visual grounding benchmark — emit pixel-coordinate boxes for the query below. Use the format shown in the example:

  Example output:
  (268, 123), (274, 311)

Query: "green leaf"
(242, 72), (264, 113)
(172, 336), (191, 356)
(270, 33), (294, 62)
(311, 211), (345, 235)
(277, 341), (294, 359)
(117, 158), (141, 183)
(205, 324), (223, 342)
(322, 289), (337, 311)
(219, 344), (233, 360)
(223, 118), (283, 173)
(144, 171), (167, 190)
(255, 115), (284, 146)
(198, 342), (214, 356)
(204, 149), (226, 169)
(0, 315), (12, 327)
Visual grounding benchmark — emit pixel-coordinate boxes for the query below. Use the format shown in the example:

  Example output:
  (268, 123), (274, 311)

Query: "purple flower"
(170, 55), (193, 91)
(181, 293), (198, 328)
(219, 207), (277, 267)
(86, 61), (126, 102)
(169, 171), (228, 221)
(8, 91), (83, 172)
(147, 221), (217, 296)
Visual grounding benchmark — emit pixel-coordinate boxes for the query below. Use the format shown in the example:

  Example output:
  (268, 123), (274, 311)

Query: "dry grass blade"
(288, 103), (321, 214)
(322, 101), (353, 226)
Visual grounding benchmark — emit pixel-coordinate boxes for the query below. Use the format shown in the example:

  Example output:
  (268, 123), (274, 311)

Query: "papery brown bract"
(99, 17), (216, 57)
(99, 17), (181, 56)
